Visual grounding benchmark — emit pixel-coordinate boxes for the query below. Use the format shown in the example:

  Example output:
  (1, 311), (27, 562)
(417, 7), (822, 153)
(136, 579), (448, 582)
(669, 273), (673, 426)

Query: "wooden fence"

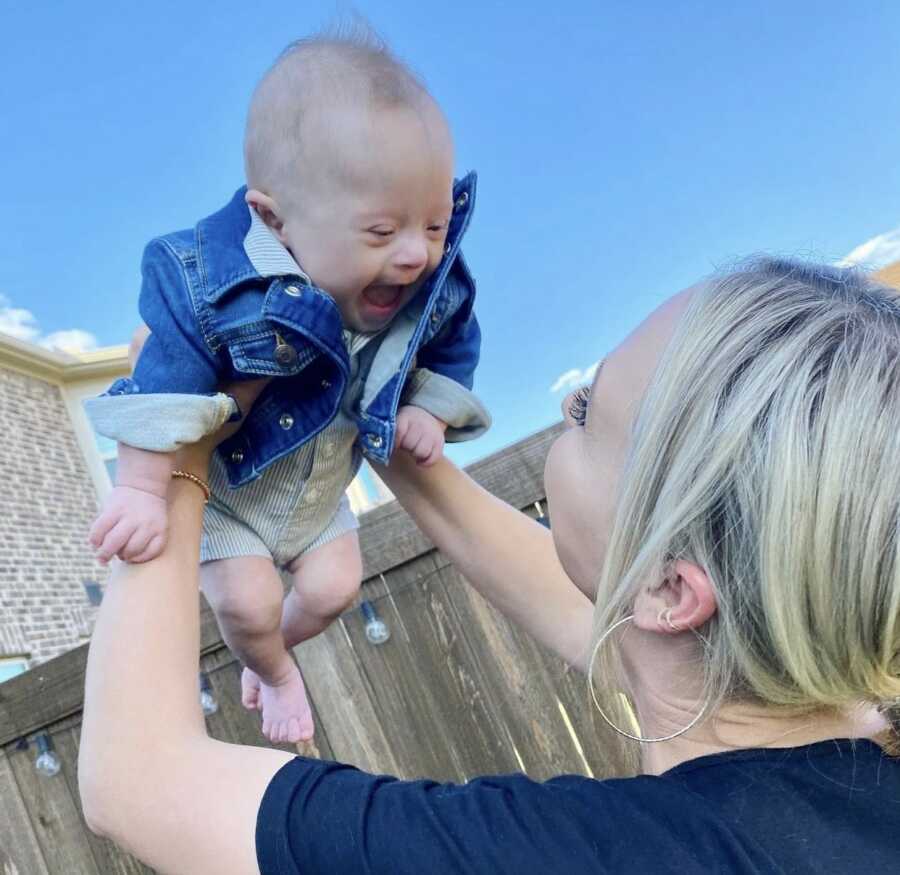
(0, 423), (624, 874)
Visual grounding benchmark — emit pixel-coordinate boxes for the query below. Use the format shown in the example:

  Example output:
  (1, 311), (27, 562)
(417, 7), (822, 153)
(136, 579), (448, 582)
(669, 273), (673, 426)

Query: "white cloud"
(550, 360), (600, 393)
(0, 294), (98, 354)
(836, 226), (900, 271)
(40, 329), (99, 354)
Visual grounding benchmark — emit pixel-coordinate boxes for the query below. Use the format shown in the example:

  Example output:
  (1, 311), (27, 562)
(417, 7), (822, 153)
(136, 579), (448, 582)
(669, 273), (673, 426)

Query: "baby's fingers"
(96, 519), (136, 565)
(419, 437), (444, 467)
(119, 526), (155, 562)
(401, 421), (423, 451)
(88, 509), (118, 549)
(129, 533), (167, 565)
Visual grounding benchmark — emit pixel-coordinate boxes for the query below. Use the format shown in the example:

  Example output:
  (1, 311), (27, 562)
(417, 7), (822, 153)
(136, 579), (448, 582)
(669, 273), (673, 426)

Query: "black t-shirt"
(256, 738), (900, 873)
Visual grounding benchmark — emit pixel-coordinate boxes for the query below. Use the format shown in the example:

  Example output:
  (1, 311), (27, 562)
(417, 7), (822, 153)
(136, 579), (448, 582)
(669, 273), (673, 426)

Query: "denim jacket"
(85, 174), (489, 487)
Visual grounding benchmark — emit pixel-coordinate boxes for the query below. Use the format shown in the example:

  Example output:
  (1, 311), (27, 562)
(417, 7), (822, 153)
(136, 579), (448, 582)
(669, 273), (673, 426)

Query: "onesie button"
(367, 434), (383, 449)
(305, 486), (321, 502)
(279, 413), (294, 430)
(454, 191), (469, 211)
(230, 449), (244, 464)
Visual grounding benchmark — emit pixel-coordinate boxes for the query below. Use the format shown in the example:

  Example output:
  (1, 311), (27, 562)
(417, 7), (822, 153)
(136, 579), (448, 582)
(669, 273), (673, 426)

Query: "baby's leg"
(200, 556), (313, 744)
(282, 530), (363, 649)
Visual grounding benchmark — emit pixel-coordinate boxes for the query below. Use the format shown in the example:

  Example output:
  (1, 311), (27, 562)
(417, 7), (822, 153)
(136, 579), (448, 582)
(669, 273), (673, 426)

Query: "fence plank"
(6, 731), (99, 874)
(0, 746), (50, 875)
(343, 554), (523, 782)
(439, 563), (627, 780)
(293, 619), (401, 775)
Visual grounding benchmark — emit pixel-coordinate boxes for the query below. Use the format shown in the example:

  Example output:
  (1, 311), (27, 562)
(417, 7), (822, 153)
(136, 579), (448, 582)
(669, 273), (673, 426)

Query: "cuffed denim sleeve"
(83, 390), (239, 452)
(84, 238), (233, 452)
(402, 368), (491, 442)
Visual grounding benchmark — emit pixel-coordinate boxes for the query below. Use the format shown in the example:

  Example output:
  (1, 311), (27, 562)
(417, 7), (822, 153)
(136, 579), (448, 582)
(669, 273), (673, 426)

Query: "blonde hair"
(591, 257), (900, 762)
(244, 22), (432, 204)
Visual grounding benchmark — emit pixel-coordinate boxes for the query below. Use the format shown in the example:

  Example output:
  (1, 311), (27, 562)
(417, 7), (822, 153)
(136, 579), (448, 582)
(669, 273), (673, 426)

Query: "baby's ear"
(245, 189), (287, 241)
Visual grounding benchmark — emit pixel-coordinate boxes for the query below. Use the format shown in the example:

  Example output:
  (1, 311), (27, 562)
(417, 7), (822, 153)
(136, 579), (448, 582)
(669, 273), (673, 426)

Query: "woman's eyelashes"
(568, 385), (591, 426)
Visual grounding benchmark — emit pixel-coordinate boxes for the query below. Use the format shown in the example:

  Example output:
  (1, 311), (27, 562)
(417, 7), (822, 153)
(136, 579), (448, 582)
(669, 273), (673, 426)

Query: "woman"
(78, 257), (900, 873)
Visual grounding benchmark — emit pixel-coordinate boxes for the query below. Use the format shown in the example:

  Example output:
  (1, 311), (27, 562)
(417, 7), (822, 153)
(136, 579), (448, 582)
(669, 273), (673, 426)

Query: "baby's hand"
(394, 406), (447, 466)
(89, 485), (169, 565)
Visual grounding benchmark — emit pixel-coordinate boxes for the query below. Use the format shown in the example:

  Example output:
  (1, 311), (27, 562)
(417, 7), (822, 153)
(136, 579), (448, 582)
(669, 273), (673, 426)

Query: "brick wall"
(0, 366), (107, 666)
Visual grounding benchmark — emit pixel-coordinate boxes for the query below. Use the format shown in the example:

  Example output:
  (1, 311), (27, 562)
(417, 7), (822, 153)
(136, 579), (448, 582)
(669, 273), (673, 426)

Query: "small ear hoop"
(656, 607), (681, 633)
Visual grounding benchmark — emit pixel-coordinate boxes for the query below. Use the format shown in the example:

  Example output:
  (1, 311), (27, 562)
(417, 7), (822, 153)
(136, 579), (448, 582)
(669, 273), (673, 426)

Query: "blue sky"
(3, 1), (900, 466)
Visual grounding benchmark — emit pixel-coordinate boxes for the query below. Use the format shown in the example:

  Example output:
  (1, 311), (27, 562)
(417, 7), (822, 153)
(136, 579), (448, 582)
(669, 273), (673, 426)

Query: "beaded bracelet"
(171, 470), (211, 504)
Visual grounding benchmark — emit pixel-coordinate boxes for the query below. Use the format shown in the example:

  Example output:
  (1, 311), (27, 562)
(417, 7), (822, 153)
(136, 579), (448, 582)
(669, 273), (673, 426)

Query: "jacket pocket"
(228, 330), (318, 376)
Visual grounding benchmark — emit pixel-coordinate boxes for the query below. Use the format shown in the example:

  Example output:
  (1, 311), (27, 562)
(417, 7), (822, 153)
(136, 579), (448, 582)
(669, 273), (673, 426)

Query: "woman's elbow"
(77, 746), (133, 842)
(78, 767), (116, 839)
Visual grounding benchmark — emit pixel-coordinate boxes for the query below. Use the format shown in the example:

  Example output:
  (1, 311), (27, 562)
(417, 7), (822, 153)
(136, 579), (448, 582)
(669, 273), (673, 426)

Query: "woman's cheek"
(545, 431), (602, 598)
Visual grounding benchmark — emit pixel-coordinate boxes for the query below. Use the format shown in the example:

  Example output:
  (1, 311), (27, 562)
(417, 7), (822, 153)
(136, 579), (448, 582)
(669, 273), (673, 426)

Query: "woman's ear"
(245, 189), (288, 244)
(632, 559), (717, 634)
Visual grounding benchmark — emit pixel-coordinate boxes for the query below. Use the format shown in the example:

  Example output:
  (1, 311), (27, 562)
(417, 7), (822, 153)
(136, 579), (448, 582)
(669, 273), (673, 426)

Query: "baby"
(85, 31), (489, 744)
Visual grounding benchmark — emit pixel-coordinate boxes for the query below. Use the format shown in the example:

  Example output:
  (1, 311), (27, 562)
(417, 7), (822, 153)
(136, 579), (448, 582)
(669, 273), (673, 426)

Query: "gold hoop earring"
(657, 607), (681, 633)
(589, 614), (710, 744)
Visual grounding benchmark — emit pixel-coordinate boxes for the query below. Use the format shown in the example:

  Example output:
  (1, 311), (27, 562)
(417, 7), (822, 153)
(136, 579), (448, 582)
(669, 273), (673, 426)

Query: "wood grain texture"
(6, 728), (99, 874)
(0, 745), (51, 875)
(293, 619), (402, 775)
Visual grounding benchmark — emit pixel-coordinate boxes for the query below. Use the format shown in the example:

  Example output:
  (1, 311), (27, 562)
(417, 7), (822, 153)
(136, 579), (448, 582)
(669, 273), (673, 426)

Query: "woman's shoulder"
(257, 741), (900, 874)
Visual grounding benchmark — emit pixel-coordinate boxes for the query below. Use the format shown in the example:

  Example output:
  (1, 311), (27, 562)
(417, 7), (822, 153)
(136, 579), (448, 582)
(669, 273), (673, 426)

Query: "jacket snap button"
(231, 449), (244, 464)
(279, 413), (294, 430)
(431, 311), (440, 324)
(284, 284), (303, 297)
(368, 434), (383, 448)
(454, 191), (469, 211)
(444, 242), (452, 255)
(274, 343), (297, 366)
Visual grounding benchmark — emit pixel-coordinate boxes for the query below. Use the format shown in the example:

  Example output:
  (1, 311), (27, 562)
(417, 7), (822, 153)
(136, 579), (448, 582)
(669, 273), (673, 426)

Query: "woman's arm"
(78, 386), (290, 875)
(374, 450), (594, 671)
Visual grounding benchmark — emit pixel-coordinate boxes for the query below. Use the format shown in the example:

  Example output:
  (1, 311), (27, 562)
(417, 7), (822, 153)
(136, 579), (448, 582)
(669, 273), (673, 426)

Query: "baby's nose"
(393, 237), (429, 274)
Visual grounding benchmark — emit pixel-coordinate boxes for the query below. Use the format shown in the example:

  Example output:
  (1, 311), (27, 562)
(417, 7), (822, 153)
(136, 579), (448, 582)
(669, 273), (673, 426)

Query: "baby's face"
(279, 104), (455, 333)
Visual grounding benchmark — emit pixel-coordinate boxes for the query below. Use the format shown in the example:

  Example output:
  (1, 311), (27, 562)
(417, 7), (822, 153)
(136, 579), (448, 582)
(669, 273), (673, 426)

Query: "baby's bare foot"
(258, 664), (315, 744)
(241, 666), (261, 711)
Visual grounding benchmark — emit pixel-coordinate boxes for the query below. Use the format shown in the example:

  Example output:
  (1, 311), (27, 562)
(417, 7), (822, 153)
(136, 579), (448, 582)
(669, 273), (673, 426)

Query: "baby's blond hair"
(244, 23), (432, 205)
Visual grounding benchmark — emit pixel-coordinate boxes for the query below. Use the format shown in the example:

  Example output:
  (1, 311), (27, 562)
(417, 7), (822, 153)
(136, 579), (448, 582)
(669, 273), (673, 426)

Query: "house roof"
(0, 331), (129, 384)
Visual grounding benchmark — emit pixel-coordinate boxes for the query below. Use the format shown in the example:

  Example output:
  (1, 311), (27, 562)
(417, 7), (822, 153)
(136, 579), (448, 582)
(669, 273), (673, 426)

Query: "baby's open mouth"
(361, 284), (403, 311)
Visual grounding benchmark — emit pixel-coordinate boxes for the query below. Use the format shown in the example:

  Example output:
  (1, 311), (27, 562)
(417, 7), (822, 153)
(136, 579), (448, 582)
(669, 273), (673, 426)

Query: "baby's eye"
(427, 222), (448, 234)
(368, 227), (395, 238)
(568, 386), (591, 426)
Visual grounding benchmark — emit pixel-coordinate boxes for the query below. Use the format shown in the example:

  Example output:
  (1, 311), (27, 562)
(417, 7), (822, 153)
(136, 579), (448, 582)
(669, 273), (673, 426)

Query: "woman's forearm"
(375, 452), (594, 670)
(79, 477), (208, 826)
